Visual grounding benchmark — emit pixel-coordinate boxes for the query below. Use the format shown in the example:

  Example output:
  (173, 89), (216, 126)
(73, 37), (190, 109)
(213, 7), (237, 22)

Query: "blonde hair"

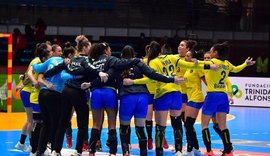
(75, 35), (90, 52)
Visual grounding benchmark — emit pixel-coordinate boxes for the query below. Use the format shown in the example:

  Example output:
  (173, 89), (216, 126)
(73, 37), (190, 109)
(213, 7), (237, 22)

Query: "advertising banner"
(229, 77), (270, 107)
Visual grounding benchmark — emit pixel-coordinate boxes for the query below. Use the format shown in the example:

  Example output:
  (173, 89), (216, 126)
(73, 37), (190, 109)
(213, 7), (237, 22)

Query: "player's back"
(149, 55), (179, 98)
(205, 58), (231, 93)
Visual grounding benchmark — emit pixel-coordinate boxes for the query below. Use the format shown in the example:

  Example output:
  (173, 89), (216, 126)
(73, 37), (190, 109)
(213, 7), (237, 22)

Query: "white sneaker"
(26, 145), (32, 152)
(51, 150), (61, 156)
(175, 151), (184, 156)
(44, 147), (51, 155)
(29, 152), (36, 156)
(193, 148), (202, 156)
(15, 142), (29, 152)
(72, 150), (82, 156)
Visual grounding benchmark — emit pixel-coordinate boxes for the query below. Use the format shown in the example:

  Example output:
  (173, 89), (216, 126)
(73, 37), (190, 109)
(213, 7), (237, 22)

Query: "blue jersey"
(32, 57), (74, 93)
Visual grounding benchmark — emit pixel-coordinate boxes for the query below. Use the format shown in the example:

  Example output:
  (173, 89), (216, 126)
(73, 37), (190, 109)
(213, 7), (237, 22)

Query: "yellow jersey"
(149, 55), (206, 99)
(22, 57), (41, 93)
(28, 57), (42, 104)
(184, 69), (205, 103)
(175, 56), (187, 94)
(205, 58), (247, 92)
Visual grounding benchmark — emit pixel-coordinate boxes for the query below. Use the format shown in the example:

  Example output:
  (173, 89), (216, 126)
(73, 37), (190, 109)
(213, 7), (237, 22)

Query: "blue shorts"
(154, 91), (182, 111)
(187, 101), (203, 109)
(148, 94), (154, 105)
(120, 93), (148, 121)
(20, 91), (31, 108)
(202, 92), (229, 116)
(91, 88), (118, 109)
(31, 103), (41, 112)
(182, 94), (188, 103)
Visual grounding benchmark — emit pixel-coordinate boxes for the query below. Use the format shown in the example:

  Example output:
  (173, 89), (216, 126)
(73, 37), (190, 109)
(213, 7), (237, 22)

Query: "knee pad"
(155, 124), (166, 149)
(135, 126), (147, 155)
(170, 115), (182, 130)
(120, 125), (130, 154)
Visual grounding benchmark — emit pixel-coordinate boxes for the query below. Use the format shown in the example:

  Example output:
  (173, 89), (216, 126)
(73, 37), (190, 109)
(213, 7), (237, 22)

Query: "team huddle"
(14, 35), (255, 156)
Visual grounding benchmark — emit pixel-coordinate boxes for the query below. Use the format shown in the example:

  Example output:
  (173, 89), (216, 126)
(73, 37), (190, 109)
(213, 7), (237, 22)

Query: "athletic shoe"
(193, 148), (202, 156)
(72, 150), (82, 156)
(44, 147), (51, 155)
(88, 154), (95, 156)
(109, 154), (116, 156)
(82, 143), (88, 152)
(205, 150), (214, 156)
(15, 142), (29, 152)
(66, 136), (72, 148)
(147, 138), (153, 150)
(163, 138), (169, 149)
(95, 140), (102, 151)
(26, 145), (32, 152)
(51, 151), (61, 156)
(175, 151), (184, 156)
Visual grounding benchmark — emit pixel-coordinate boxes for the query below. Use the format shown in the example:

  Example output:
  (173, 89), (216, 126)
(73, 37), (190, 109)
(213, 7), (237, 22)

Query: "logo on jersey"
(232, 84), (242, 98)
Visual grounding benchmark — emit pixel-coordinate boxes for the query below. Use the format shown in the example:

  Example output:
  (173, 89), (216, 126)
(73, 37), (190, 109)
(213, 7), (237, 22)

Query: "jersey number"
(219, 70), (226, 84)
(162, 65), (174, 76)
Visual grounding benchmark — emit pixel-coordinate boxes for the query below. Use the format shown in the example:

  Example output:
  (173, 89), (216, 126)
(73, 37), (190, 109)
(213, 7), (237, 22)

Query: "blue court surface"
(1, 106), (270, 155)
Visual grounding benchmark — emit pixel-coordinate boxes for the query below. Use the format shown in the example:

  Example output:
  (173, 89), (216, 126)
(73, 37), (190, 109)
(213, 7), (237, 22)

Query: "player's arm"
(27, 66), (39, 88)
(178, 59), (217, 70)
(32, 59), (50, 73)
(37, 73), (54, 90)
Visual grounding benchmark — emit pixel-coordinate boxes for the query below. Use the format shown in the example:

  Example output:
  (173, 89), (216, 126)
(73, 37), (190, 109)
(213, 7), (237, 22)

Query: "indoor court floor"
(1, 106), (270, 156)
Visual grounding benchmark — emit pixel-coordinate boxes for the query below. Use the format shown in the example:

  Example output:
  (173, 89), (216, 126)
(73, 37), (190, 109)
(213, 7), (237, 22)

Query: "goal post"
(0, 33), (13, 113)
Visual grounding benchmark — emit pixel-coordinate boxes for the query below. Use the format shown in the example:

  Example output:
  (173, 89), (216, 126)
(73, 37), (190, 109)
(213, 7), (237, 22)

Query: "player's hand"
(210, 64), (220, 71)
(245, 57), (256, 66)
(81, 82), (91, 90)
(174, 76), (186, 85)
(228, 95), (234, 104)
(46, 83), (54, 90)
(19, 74), (25, 80)
(99, 72), (108, 83)
(123, 78), (134, 86)
(191, 58), (198, 65)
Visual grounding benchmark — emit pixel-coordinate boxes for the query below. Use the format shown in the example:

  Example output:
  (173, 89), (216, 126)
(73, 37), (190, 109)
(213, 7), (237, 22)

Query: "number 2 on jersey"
(162, 65), (174, 76)
(219, 70), (226, 84)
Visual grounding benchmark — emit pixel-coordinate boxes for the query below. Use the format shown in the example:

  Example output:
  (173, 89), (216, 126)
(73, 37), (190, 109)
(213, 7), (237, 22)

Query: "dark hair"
(90, 42), (109, 60)
(212, 41), (229, 59)
(37, 42), (48, 50)
(36, 48), (50, 63)
(189, 49), (204, 60)
(161, 43), (172, 55)
(63, 42), (75, 58)
(121, 45), (135, 59)
(147, 41), (161, 65)
(75, 35), (90, 52)
(182, 40), (197, 50)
